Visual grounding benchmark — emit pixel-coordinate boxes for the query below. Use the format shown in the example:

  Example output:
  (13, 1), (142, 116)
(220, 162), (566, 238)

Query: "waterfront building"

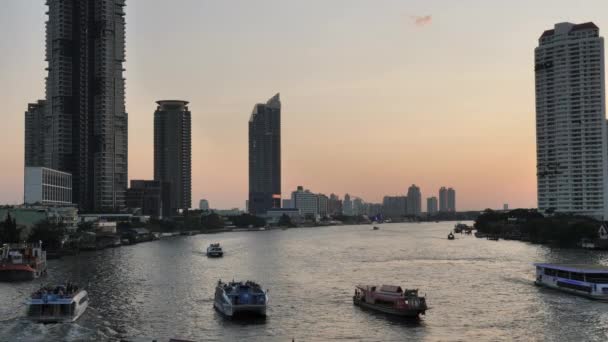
(427, 197), (438, 215)
(265, 208), (302, 225)
(343, 194), (353, 216)
(24, 167), (72, 206)
(154, 100), (192, 215)
(535, 22), (608, 219)
(28, 0), (129, 212)
(382, 196), (407, 218)
(199, 199), (209, 211)
(210, 208), (245, 217)
(407, 185), (422, 216)
(0, 206), (78, 235)
(126, 180), (168, 218)
(248, 94), (282, 215)
(24, 100), (47, 168)
(318, 194), (329, 217)
(439, 187), (448, 212)
(291, 186), (319, 216)
(353, 197), (365, 216)
(328, 194), (343, 216)
(282, 199), (293, 208)
(366, 203), (383, 217)
(447, 188), (456, 212)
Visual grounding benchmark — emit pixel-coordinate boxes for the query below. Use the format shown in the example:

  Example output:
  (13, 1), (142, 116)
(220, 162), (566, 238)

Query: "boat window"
(544, 268), (556, 276)
(556, 281), (591, 293)
(571, 272), (585, 281)
(27, 305), (42, 316)
(585, 273), (608, 284)
(78, 295), (88, 305)
(556, 270), (569, 279)
(60, 304), (71, 315)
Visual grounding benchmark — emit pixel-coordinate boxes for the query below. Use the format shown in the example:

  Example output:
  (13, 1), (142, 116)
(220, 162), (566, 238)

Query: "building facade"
(29, 0), (129, 212)
(24, 100), (47, 168)
(154, 100), (192, 214)
(24, 167), (73, 206)
(199, 199), (209, 211)
(317, 194), (329, 217)
(328, 194), (342, 216)
(407, 184), (422, 216)
(447, 187), (456, 212)
(427, 197), (438, 215)
(343, 194), (353, 216)
(248, 94), (282, 215)
(535, 22), (608, 219)
(439, 187), (448, 212)
(125, 180), (167, 218)
(291, 186), (319, 216)
(382, 196), (407, 218)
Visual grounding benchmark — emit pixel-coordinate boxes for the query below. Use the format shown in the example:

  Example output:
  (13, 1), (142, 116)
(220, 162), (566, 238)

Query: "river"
(1, 222), (608, 341)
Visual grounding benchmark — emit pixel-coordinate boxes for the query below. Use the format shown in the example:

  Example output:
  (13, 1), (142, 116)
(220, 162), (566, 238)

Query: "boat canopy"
(535, 263), (608, 274)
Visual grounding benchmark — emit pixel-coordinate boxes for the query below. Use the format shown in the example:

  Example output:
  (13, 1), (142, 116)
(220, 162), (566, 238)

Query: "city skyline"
(3, 1), (608, 210)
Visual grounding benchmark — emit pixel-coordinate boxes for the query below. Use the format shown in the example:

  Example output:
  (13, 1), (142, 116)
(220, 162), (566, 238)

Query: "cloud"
(411, 15), (432, 27)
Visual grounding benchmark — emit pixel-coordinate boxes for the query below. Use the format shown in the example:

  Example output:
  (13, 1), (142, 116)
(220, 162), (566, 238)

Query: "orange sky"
(1, 0), (606, 210)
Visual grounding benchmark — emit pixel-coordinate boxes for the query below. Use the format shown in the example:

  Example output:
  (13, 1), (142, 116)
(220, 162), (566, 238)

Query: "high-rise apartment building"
(407, 184), (422, 216)
(382, 196), (407, 218)
(199, 199), (209, 211)
(535, 22), (608, 219)
(248, 94), (282, 215)
(291, 186), (319, 216)
(439, 187), (448, 212)
(328, 193), (343, 216)
(24, 100), (47, 168)
(154, 100), (192, 214)
(25, 0), (128, 211)
(343, 194), (353, 216)
(447, 188), (456, 212)
(427, 197), (438, 215)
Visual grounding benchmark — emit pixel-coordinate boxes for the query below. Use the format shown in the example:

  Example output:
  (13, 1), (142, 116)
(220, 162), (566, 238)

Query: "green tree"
(278, 214), (294, 227)
(0, 213), (22, 243)
(28, 220), (66, 250)
(77, 221), (95, 232)
(201, 213), (224, 230)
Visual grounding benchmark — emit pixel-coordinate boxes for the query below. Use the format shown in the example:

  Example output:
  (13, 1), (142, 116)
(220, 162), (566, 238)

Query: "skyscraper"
(535, 22), (608, 219)
(407, 184), (422, 216)
(447, 187), (456, 212)
(248, 93), (282, 215)
(24, 100), (47, 168)
(382, 196), (407, 218)
(439, 187), (448, 212)
(26, 0), (128, 211)
(343, 194), (353, 216)
(154, 100), (192, 215)
(328, 193), (343, 216)
(427, 197), (438, 215)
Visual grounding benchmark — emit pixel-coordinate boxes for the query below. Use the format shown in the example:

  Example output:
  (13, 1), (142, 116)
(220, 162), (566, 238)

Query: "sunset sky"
(1, 0), (608, 210)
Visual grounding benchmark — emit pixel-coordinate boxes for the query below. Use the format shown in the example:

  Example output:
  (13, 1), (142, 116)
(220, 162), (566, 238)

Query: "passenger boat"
(534, 263), (608, 300)
(0, 243), (47, 282)
(447, 232), (455, 240)
(207, 243), (223, 257)
(214, 280), (268, 317)
(353, 285), (427, 317)
(26, 283), (89, 323)
(373, 226), (380, 230)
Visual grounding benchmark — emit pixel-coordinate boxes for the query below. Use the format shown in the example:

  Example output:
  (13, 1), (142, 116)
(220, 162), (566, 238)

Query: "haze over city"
(2, 0), (607, 209)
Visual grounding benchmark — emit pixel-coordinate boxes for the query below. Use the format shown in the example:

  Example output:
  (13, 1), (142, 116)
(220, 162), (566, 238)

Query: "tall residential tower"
(535, 22), (608, 219)
(248, 94), (282, 215)
(25, 0), (128, 211)
(154, 100), (192, 215)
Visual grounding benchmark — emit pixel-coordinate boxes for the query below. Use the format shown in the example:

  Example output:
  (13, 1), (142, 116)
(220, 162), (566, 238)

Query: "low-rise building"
(24, 167), (73, 206)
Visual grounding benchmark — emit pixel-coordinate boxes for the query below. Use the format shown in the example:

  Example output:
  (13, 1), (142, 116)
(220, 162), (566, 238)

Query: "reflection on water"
(1, 222), (608, 341)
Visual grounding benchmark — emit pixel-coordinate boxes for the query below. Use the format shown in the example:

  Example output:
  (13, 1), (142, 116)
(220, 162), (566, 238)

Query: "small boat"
(214, 280), (268, 317)
(534, 263), (608, 300)
(26, 283), (89, 323)
(447, 232), (455, 240)
(353, 285), (427, 318)
(207, 243), (224, 257)
(0, 243), (47, 282)
(373, 226), (380, 230)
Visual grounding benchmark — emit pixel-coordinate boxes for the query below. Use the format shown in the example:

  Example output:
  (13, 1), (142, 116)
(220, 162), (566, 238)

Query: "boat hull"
(0, 264), (45, 282)
(535, 280), (608, 301)
(207, 252), (223, 257)
(214, 300), (266, 317)
(353, 297), (425, 317)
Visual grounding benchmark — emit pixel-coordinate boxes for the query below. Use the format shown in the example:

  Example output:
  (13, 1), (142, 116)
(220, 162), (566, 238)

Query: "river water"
(1, 222), (608, 341)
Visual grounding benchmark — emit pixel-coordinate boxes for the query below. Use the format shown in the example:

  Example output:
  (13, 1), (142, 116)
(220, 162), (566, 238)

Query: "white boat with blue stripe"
(534, 263), (608, 300)
(26, 284), (89, 323)
(214, 280), (268, 317)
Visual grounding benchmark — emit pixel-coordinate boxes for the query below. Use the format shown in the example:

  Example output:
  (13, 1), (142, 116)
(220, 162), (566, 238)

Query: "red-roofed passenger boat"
(353, 284), (427, 318)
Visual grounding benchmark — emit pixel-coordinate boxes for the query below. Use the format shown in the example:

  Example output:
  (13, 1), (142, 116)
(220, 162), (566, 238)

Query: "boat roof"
(535, 263), (608, 273)
(356, 285), (403, 292)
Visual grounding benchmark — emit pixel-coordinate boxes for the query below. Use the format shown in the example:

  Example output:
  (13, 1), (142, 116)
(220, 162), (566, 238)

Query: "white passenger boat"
(214, 280), (268, 317)
(534, 263), (608, 300)
(26, 284), (89, 323)
(207, 243), (224, 257)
